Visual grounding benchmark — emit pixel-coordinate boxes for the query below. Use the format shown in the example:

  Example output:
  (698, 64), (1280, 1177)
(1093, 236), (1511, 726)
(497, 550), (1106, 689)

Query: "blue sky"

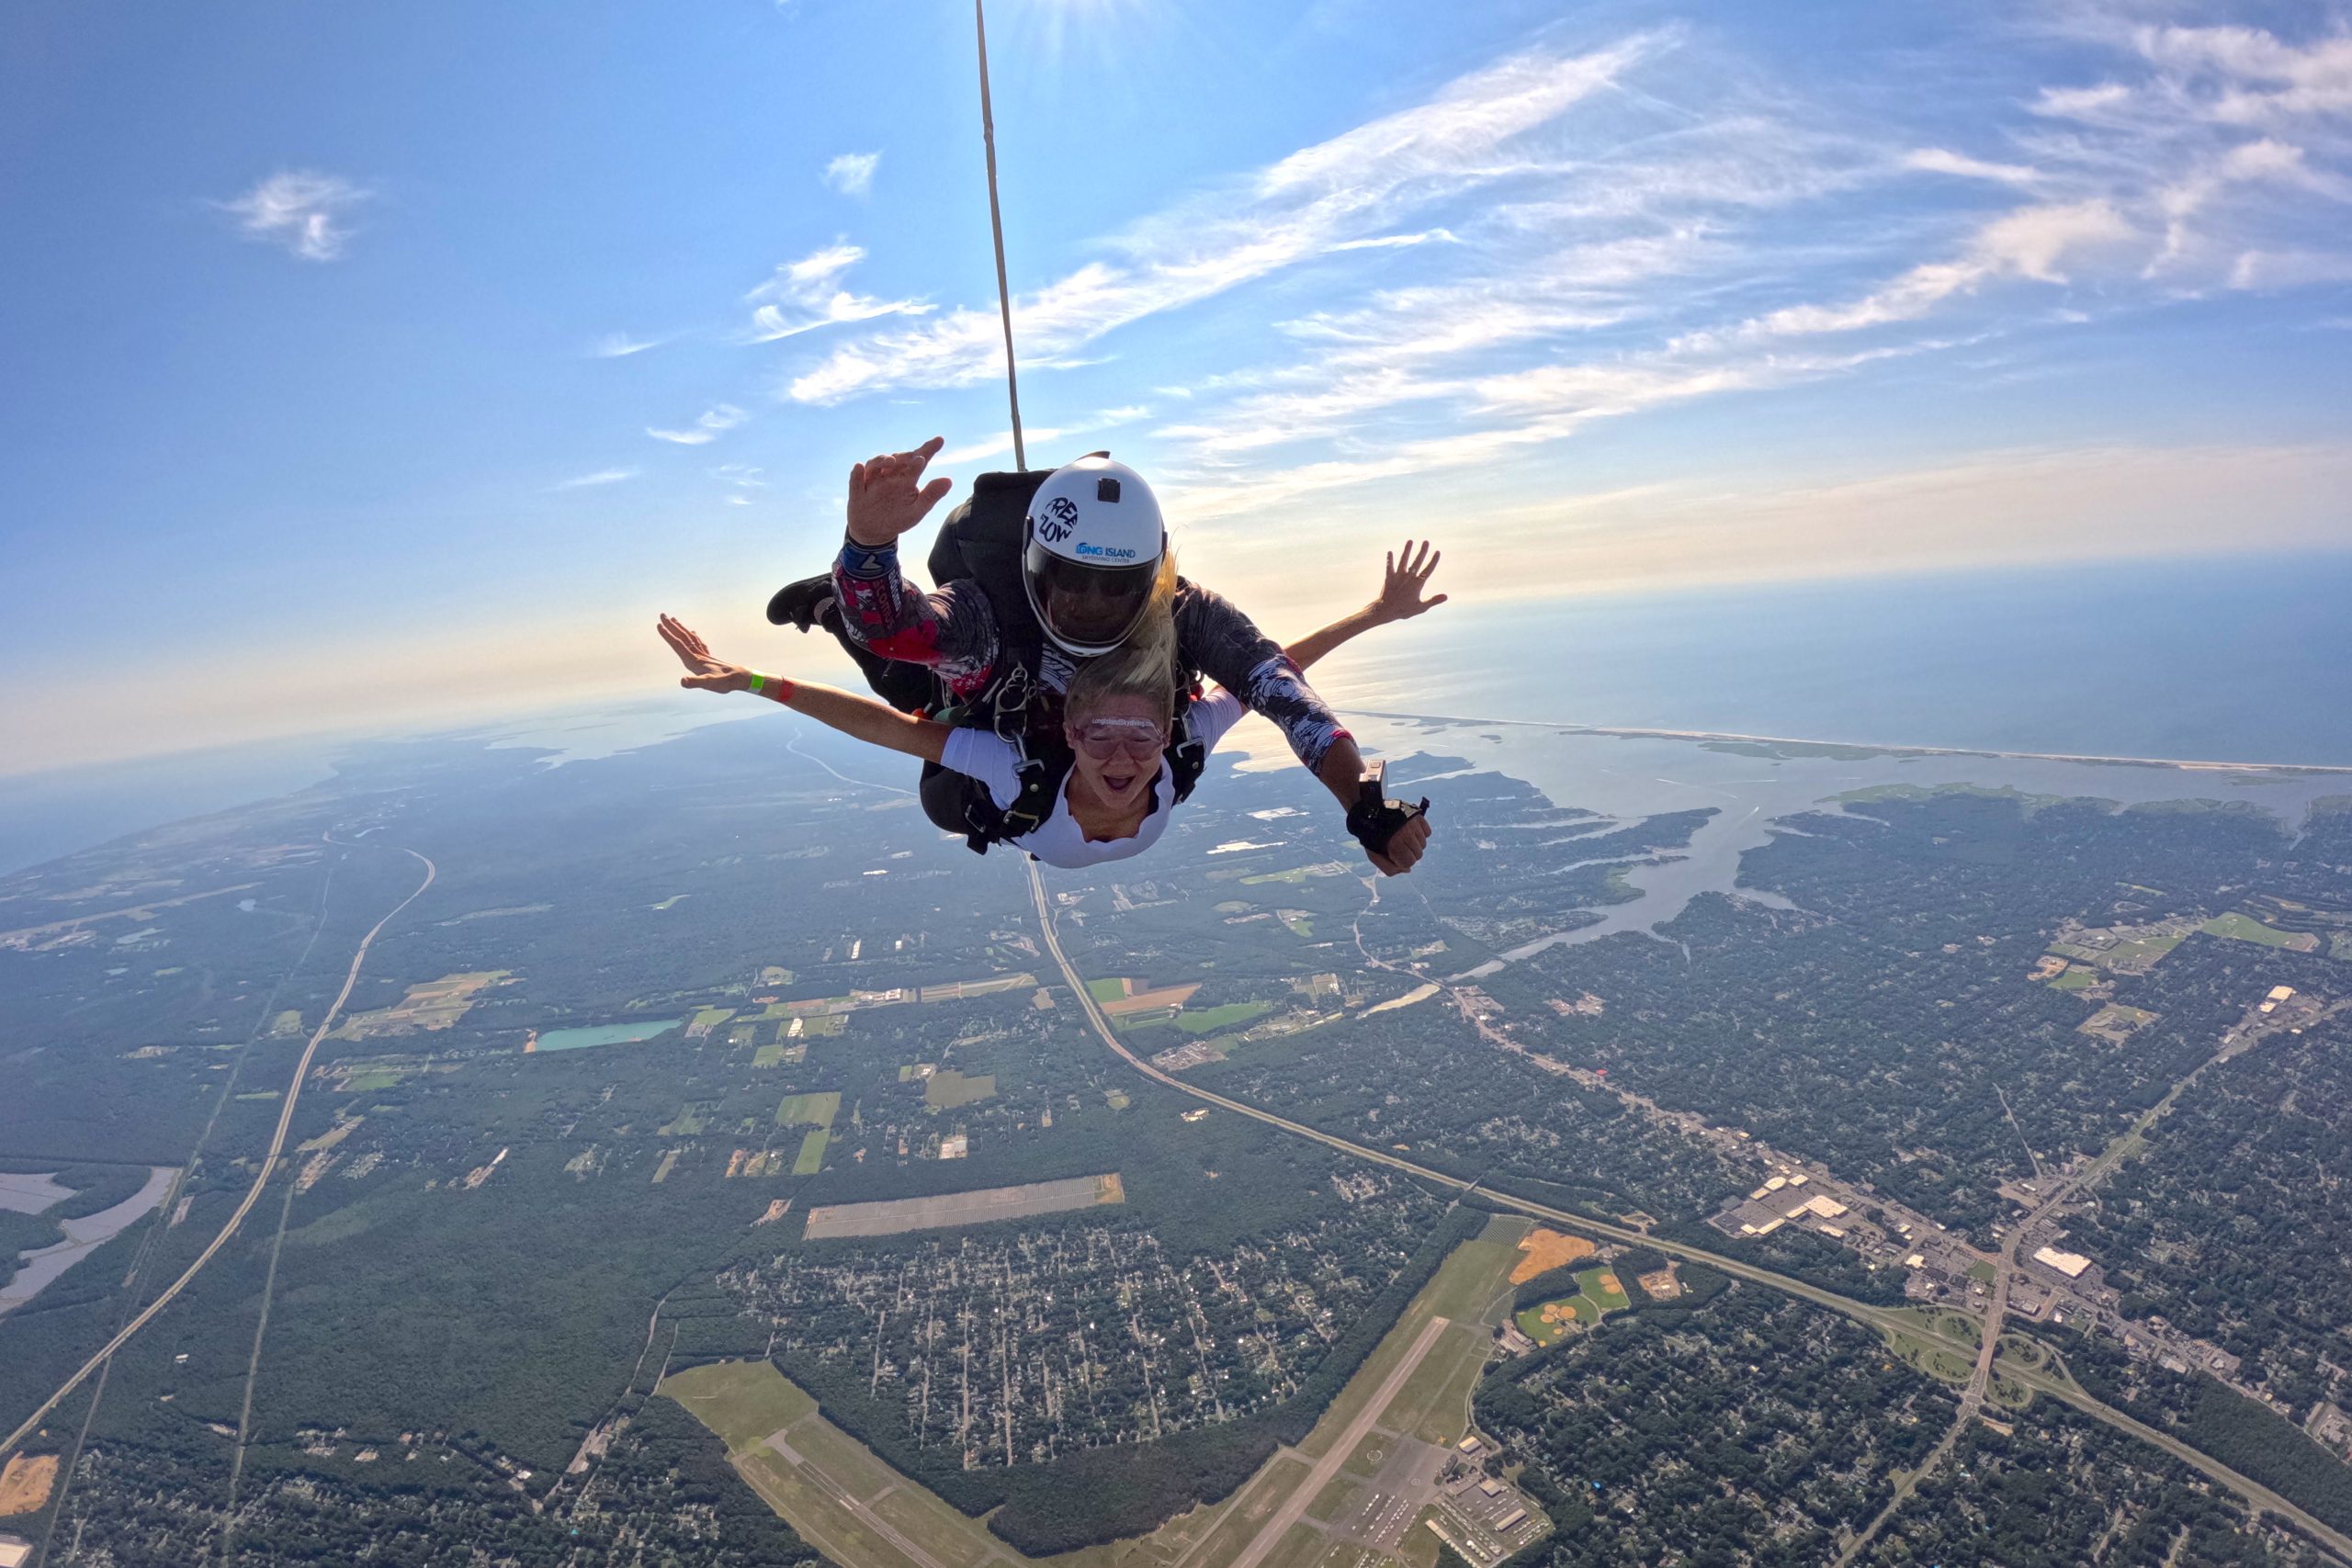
(4, 0), (2350, 773)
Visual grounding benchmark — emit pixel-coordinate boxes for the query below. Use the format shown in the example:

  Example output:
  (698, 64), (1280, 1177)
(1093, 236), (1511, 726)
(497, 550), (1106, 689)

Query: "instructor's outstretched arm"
(1283, 540), (1447, 671)
(657, 615), (949, 764)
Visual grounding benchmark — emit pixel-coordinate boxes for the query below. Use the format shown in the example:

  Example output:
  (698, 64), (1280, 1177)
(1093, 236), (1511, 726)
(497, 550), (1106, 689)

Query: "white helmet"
(1022, 454), (1166, 657)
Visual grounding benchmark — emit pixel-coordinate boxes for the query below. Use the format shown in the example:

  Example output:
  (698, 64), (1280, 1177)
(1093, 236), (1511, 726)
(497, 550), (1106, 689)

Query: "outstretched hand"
(1372, 540), (1447, 623)
(657, 615), (752, 694)
(846, 435), (955, 547)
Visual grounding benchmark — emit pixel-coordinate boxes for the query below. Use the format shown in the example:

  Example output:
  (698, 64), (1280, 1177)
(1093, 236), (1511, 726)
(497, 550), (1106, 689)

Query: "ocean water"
(1310, 550), (2352, 767)
(6, 551), (2349, 877)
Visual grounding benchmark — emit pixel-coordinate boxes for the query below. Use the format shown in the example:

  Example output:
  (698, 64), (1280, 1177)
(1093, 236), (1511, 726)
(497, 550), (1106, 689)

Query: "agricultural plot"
(2046, 966), (2099, 992)
(334, 970), (507, 1040)
(800, 1173), (1125, 1239)
(775, 1091), (842, 1129)
(791, 1130), (830, 1175)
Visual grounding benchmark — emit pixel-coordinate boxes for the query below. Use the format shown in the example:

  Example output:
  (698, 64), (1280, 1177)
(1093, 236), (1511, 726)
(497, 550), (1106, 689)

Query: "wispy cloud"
(824, 151), (880, 197)
(784, 34), (1668, 404)
(745, 242), (932, 343)
(590, 332), (662, 358)
(217, 171), (371, 261)
(648, 404), (749, 446)
(1903, 148), (2041, 186)
(555, 467), (640, 490)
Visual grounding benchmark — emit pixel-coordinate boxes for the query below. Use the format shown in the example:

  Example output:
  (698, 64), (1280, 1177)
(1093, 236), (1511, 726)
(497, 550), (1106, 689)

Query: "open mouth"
(1102, 771), (1138, 794)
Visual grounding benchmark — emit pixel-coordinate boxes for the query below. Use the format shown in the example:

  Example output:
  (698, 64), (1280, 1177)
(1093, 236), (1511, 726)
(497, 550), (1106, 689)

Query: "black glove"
(765, 573), (838, 632)
(1346, 761), (1429, 856)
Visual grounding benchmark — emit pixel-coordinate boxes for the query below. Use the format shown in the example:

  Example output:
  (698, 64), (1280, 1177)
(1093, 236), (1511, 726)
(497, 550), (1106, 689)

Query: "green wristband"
(747, 673), (767, 695)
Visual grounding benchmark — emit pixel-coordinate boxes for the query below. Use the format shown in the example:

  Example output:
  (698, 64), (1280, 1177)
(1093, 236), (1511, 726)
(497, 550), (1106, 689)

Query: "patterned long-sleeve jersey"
(831, 538), (1351, 771)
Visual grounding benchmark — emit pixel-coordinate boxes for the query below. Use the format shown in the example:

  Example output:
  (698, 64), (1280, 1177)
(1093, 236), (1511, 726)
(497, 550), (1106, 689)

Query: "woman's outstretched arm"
(657, 615), (949, 763)
(1282, 540), (1447, 671)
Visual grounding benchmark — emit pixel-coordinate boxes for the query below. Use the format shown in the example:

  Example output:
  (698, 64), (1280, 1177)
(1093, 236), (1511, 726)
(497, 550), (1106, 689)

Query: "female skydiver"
(776, 438), (1434, 874)
(657, 542), (1443, 871)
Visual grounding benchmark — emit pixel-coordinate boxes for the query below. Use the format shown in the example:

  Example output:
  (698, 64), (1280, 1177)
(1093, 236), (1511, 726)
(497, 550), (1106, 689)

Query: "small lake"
(0, 1165), (178, 1316)
(529, 1020), (687, 1053)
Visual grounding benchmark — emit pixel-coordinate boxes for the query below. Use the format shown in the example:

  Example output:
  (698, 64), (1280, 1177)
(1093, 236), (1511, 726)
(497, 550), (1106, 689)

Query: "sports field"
(802, 1173), (1125, 1239)
(1514, 1265), (1633, 1347)
(775, 1091), (842, 1128)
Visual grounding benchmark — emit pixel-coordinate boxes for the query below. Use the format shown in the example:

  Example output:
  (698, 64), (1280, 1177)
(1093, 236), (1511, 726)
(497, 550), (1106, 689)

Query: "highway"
(1023, 862), (2352, 1565)
(1, 836), (435, 1462)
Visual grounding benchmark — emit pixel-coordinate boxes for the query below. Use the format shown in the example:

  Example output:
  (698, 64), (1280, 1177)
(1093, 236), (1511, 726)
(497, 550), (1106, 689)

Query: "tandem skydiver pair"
(656, 436), (1441, 873)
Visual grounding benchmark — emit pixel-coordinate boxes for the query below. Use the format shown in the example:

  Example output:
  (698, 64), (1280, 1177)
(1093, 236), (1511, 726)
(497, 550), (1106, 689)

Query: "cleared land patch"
(2201, 912), (2319, 951)
(801, 1173), (1125, 1239)
(334, 970), (506, 1040)
(1102, 983), (1202, 1018)
(0, 1450), (59, 1516)
(791, 1130), (830, 1176)
(1510, 1226), (1597, 1284)
(923, 1069), (996, 1110)
(2079, 1003), (2160, 1043)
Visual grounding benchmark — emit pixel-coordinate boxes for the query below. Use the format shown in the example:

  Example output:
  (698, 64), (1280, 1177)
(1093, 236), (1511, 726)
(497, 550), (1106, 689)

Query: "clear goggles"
(1068, 717), (1168, 761)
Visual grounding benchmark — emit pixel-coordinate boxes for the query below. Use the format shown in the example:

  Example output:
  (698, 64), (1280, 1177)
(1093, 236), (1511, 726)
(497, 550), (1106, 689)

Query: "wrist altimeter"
(1346, 761), (1429, 854)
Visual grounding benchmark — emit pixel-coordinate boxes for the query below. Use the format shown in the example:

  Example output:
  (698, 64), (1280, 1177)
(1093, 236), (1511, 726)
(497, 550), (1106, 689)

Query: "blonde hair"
(1064, 551), (1181, 725)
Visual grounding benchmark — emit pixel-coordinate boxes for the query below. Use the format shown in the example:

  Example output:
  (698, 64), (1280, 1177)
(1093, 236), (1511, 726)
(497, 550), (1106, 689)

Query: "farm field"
(775, 1091), (842, 1128)
(801, 1173), (1125, 1239)
(792, 1130), (830, 1175)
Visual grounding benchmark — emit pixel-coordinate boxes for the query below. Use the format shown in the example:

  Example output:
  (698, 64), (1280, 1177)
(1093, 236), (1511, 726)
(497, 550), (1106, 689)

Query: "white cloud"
(2031, 82), (2134, 119)
(937, 406), (1152, 466)
(217, 171), (371, 261)
(555, 467), (640, 490)
(744, 242), (933, 343)
(711, 463), (767, 489)
(1903, 148), (2041, 186)
(823, 151), (880, 197)
(1714, 199), (2135, 343)
(591, 332), (662, 358)
(783, 35), (1665, 404)
(648, 405), (749, 446)
(1325, 229), (1461, 253)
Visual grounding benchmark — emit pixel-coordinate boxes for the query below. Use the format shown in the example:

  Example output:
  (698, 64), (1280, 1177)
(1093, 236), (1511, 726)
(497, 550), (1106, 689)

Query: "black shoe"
(766, 574), (837, 632)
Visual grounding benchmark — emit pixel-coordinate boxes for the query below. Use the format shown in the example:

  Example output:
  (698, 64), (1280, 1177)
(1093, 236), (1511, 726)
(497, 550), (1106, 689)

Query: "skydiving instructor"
(824, 436), (1434, 875)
